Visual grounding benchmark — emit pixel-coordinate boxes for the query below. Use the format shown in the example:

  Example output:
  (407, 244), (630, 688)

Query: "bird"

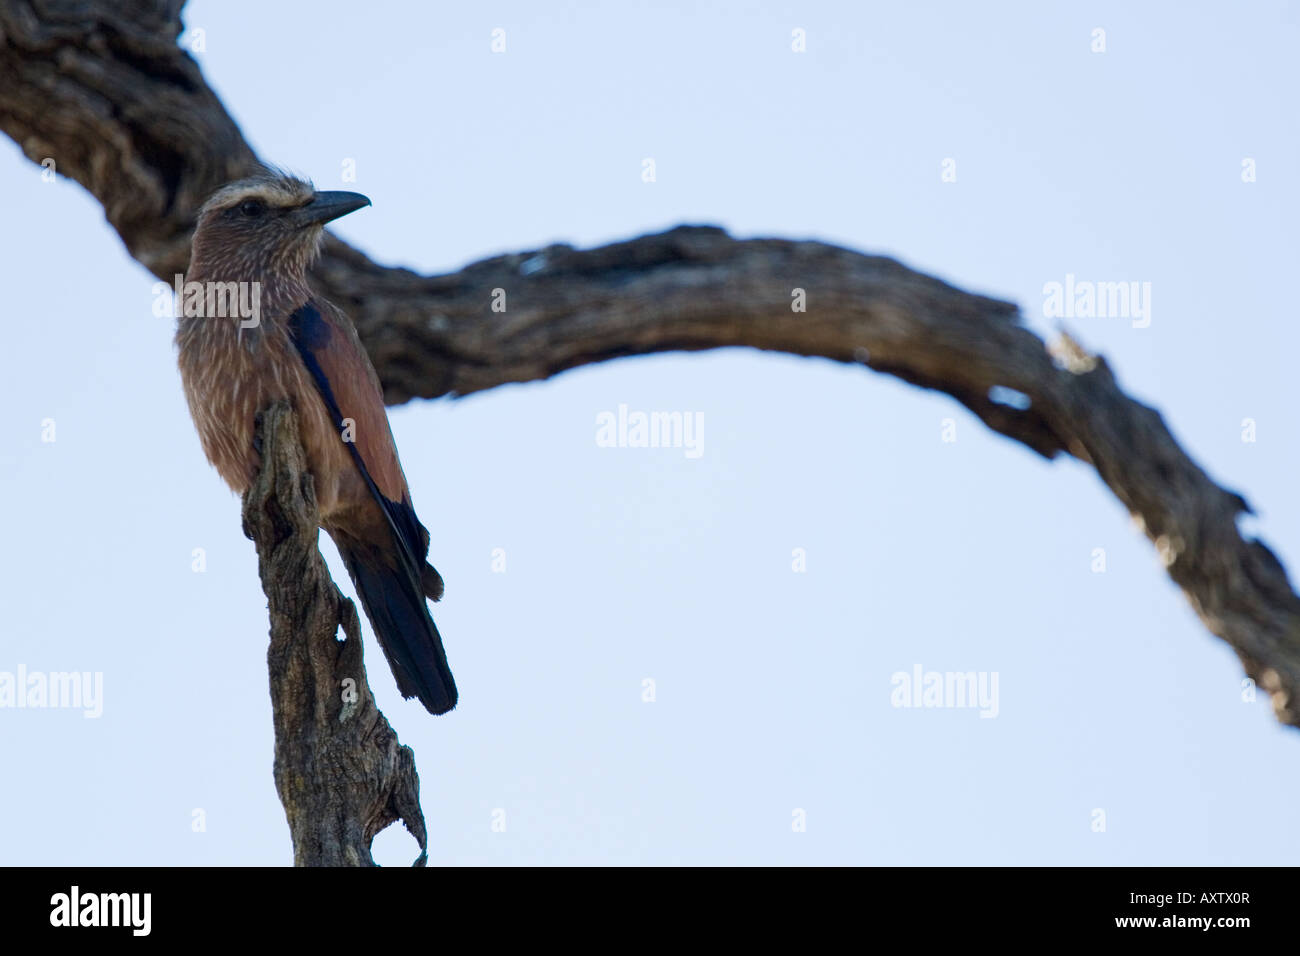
(176, 170), (457, 715)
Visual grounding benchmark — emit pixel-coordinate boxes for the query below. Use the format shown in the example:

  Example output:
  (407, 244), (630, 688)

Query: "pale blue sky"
(1, 1), (1297, 865)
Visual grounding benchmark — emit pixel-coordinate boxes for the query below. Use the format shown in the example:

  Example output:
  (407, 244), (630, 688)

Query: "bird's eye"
(239, 199), (266, 218)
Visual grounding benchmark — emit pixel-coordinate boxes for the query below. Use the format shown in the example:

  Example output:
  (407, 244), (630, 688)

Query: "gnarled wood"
(242, 402), (427, 867)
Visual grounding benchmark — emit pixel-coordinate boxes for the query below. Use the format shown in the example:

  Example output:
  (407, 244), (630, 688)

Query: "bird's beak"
(295, 191), (371, 227)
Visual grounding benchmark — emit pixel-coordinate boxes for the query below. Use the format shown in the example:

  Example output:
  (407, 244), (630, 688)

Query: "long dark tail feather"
(340, 547), (458, 715)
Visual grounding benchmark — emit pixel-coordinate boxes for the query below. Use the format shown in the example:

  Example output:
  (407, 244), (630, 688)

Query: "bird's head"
(189, 171), (370, 281)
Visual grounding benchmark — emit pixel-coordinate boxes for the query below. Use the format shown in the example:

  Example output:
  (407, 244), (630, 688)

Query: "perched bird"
(177, 171), (457, 714)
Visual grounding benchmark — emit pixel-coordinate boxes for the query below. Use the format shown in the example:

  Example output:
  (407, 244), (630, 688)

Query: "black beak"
(295, 190), (371, 227)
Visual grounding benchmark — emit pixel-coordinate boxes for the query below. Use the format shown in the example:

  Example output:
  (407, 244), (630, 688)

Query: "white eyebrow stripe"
(200, 176), (315, 215)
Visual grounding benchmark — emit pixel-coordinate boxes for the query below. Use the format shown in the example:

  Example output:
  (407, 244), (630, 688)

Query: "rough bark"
(242, 402), (427, 867)
(2, 0), (1296, 748)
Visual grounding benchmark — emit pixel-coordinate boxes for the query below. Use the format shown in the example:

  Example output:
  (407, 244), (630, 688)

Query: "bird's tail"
(338, 545), (458, 715)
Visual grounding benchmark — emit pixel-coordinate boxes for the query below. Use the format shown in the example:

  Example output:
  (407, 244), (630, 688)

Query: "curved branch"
(3, 0), (1297, 728)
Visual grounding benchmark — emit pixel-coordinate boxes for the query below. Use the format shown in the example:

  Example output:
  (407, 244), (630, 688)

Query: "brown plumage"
(177, 171), (456, 714)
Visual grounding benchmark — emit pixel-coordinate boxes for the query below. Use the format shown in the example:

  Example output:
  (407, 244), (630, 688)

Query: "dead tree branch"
(242, 402), (427, 867)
